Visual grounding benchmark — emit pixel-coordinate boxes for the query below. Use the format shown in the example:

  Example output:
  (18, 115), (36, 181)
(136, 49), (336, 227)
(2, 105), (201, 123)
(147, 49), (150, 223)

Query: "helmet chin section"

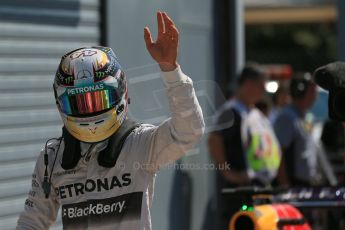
(60, 108), (126, 143)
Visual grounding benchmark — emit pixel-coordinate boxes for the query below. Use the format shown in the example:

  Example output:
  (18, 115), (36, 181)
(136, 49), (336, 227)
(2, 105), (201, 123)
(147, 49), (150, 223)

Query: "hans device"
(41, 119), (140, 198)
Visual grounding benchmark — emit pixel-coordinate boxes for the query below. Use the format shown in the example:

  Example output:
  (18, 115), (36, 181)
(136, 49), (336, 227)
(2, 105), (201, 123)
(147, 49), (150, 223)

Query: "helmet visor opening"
(58, 88), (121, 116)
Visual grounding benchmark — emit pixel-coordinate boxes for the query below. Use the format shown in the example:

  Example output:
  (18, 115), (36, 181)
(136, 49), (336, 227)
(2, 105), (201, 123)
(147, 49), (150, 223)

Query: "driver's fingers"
(162, 12), (179, 39)
(157, 11), (165, 37)
(163, 12), (174, 27)
(144, 27), (154, 47)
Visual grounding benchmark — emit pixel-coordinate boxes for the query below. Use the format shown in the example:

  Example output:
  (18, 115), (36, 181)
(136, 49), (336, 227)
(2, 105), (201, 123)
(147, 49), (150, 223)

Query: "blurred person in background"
(320, 120), (345, 229)
(269, 83), (291, 123)
(274, 73), (318, 186)
(208, 64), (281, 229)
(321, 120), (345, 185)
(255, 94), (273, 117)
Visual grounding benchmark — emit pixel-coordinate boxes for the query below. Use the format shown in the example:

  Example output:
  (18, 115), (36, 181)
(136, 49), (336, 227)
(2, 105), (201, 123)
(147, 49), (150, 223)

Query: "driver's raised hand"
(144, 11), (179, 72)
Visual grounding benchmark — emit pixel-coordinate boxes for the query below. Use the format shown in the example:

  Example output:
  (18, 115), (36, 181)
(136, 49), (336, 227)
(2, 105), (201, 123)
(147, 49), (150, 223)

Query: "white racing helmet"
(54, 46), (128, 143)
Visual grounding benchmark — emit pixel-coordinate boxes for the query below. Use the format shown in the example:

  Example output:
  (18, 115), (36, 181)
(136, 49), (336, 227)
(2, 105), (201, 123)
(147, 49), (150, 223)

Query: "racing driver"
(16, 11), (204, 230)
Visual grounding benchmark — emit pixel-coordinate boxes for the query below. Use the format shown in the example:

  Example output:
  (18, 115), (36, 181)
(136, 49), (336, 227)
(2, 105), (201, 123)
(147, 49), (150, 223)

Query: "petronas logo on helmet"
(67, 84), (105, 96)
